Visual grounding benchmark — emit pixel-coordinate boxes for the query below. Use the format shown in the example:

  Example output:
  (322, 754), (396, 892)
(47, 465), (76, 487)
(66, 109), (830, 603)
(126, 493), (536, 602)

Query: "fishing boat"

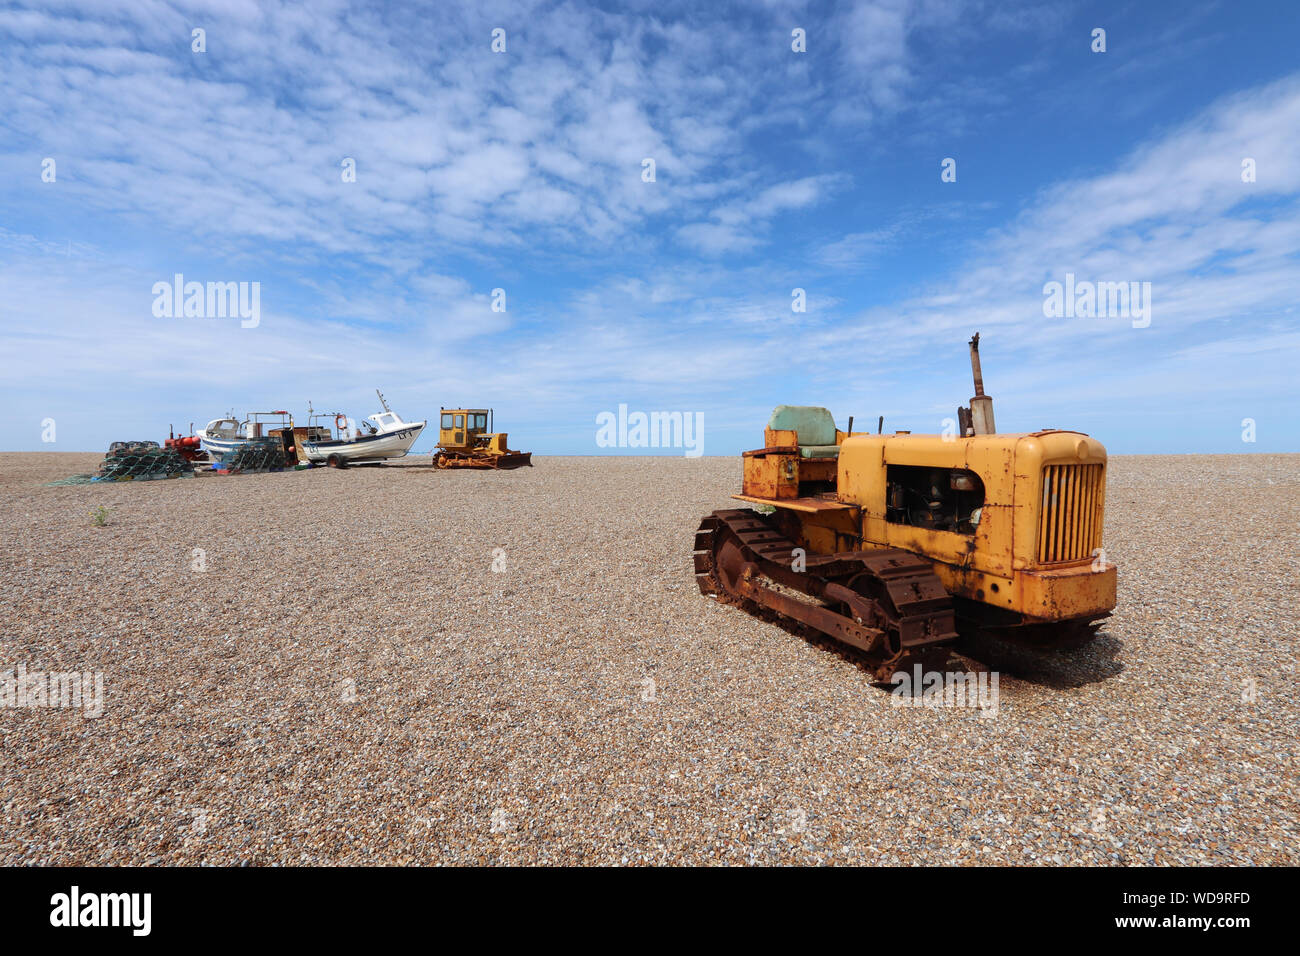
(196, 411), (293, 463)
(300, 391), (426, 467)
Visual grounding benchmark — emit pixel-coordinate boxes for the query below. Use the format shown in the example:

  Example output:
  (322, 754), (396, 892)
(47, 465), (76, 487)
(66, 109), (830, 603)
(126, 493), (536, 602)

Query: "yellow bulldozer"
(433, 408), (533, 469)
(694, 333), (1116, 679)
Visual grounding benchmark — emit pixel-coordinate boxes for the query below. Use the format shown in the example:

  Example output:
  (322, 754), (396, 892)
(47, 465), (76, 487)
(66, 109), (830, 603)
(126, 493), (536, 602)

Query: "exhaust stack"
(967, 332), (996, 435)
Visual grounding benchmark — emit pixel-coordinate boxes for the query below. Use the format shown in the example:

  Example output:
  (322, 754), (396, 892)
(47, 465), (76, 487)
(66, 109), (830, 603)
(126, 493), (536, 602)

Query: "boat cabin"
(203, 418), (242, 441)
(370, 410), (409, 434)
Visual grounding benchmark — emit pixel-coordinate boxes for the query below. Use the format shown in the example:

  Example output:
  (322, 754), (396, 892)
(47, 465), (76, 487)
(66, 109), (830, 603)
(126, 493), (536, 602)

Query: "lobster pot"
(96, 443), (195, 481)
(227, 438), (288, 473)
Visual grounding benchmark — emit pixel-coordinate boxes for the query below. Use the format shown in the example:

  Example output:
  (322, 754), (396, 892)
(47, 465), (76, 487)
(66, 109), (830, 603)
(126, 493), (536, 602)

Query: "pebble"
(0, 451), (1295, 864)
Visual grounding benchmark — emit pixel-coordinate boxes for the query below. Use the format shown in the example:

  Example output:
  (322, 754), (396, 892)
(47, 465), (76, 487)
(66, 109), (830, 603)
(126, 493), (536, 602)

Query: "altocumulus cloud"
(0, 1), (1296, 454)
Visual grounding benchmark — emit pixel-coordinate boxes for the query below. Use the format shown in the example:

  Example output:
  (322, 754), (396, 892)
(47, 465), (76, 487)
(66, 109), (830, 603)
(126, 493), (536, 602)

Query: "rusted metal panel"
(798, 458), (837, 482)
(764, 427), (798, 448)
(1019, 560), (1117, 619)
(730, 493), (856, 514)
(742, 453), (797, 498)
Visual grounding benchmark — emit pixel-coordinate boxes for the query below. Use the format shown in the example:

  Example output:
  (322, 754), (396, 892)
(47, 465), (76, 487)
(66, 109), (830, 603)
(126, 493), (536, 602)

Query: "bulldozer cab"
(439, 409), (489, 451)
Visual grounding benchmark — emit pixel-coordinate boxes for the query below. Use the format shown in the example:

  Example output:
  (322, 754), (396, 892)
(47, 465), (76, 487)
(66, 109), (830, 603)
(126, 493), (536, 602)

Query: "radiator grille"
(1038, 464), (1104, 565)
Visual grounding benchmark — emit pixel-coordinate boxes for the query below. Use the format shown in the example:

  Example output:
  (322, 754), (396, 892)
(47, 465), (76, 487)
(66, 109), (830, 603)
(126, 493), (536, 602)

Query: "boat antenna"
(376, 389), (391, 413)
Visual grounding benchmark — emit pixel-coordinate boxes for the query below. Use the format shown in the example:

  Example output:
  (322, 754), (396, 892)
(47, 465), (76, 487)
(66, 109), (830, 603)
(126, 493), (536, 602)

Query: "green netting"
(224, 438), (288, 473)
(97, 446), (195, 480)
(45, 474), (99, 486)
(47, 437), (292, 486)
(46, 443), (196, 485)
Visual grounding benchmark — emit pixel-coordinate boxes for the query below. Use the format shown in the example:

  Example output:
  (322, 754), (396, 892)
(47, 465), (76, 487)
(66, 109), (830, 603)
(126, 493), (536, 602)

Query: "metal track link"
(694, 508), (957, 679)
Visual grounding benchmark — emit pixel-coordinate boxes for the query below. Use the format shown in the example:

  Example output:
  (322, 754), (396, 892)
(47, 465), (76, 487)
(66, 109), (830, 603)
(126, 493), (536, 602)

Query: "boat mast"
(376, 389), (391, 413)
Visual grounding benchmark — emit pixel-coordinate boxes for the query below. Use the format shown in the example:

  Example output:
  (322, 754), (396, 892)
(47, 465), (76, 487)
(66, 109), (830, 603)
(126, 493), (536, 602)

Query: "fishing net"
(224, 438), (288, 473)
(47, 436), (293, 486)
(98, 444), (194, 480)
(46, 442), (196, 485)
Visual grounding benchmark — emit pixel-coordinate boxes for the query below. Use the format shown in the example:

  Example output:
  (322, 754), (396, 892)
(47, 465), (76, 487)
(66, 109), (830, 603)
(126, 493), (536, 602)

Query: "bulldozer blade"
(491, 453), (533, 469)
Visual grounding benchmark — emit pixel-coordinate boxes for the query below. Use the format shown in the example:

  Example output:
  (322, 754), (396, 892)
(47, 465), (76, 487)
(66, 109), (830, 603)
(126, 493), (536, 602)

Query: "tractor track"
(694, 508), (957, 681)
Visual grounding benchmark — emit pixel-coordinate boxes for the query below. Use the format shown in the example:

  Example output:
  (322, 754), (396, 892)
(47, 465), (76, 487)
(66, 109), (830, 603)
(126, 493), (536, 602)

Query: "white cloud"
(0, 0), (947, 265)
(676, 221), (761, 256)
(782, 75), (1300, 446)
(679, 174), (846, 255)
(2, 2), (1297, 454)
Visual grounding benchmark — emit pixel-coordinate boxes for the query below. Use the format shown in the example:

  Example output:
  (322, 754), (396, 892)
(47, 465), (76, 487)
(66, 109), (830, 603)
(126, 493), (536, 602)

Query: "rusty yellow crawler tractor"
(694, 333), (1117, 680)
(433, 408), (533, 469)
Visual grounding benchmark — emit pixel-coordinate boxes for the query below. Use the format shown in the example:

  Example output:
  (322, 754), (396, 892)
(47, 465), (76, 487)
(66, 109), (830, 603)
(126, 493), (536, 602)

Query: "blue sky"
(1, 0), (1297, 455)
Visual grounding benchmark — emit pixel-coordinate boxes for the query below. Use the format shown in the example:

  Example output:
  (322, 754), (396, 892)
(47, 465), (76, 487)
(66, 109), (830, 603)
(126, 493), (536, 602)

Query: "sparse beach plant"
(89, 506), (109, 527)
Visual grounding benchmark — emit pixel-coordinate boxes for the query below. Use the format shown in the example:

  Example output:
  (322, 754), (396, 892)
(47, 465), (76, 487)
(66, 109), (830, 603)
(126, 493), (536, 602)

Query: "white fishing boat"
(196, 411), (292, 463)
(300, 391), (426, 467)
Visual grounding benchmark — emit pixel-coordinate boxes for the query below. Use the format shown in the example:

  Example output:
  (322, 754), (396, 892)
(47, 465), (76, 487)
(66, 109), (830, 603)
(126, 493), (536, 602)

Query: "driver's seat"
(766, 405), (841, 458)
